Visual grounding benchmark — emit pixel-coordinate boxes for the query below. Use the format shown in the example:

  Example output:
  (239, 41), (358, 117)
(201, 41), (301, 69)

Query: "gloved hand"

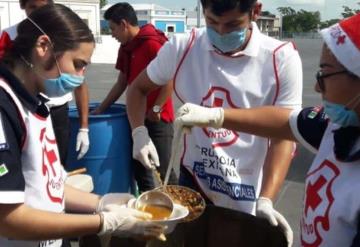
(176, 103), (224, 131)
(256, 197), (293, 247)
(132, 126), (160, 169)
(76, 128), (89, 160)
(98, 205), (165, 238)
(96, 193), (135, 212)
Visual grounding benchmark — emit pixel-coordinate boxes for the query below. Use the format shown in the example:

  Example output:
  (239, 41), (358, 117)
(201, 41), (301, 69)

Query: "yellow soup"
(140, 204), (172, 220)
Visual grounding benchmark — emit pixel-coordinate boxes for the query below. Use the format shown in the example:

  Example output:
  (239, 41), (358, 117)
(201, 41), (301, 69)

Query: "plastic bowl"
(153, 203), (189, 233)
(135, 190), (174, 217)
(65, 174), (94, 192)
(128, 198), (189, 234)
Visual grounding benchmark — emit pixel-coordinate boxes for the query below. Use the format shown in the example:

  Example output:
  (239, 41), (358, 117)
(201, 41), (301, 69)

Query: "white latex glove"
(98, 205), (164, 238)
(256, 197), (293, 247)
(76, 128), (89, 160)
(175, 103), (224, 131)
(132, 126), (160, 169)
(96, 193), (134, 247)
(96, 193), (135, 212)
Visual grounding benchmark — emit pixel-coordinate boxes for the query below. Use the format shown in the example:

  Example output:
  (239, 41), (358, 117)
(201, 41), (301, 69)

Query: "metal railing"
(281, 32), (321, 39)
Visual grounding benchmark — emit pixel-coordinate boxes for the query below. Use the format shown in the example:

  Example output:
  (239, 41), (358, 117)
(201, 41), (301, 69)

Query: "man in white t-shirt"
(0, 0), (90, 165)
(126, 0), (302, 245)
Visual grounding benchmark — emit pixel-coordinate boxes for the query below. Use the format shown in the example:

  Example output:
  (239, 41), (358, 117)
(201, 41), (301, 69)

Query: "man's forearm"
(223, 107), (295, 141)
(127, 84), (148, 129)
(126, 70), (159, 129)
(259, 139), (294, 201)
(153, 80), (173, 107)
(74, 83), (89, 128)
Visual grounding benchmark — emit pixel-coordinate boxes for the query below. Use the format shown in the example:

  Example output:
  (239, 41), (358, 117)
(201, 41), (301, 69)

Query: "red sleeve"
(0, 32), (13, 60)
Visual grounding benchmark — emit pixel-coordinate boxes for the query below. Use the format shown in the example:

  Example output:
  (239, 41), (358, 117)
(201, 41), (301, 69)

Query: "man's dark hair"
(20, 0), (54, 9)
(200, 0), (257, 16)
(104, 2), (138, 26)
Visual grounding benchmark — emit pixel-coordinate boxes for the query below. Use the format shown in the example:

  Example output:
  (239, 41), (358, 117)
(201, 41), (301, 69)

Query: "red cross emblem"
(213, 97), (224, 107)
(201, 87), (239, 148)
(336, 35), (346, 45)
(301, 160), (340, 247)
(304, 175), (326, 217)
(40, 127), (64, 204)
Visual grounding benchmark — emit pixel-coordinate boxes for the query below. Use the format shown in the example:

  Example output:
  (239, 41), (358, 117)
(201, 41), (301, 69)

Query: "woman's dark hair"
(200, 0), (257, 16)
(104, 2), (138, 26)
(3, 4), (94, 67)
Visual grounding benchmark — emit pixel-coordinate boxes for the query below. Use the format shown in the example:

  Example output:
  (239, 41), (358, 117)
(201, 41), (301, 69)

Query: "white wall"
(91, 35), (118, 64)
(0, 0), (100, 38)
(0, 0), (25, 29)
(59, 1), (100, 38)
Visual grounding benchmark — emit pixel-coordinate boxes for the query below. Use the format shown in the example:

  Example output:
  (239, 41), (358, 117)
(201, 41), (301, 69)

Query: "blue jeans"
(133, 119), (178, 192)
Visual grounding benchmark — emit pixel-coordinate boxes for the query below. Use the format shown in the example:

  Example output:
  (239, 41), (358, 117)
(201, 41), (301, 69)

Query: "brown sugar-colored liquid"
(140, 204), (172, 220)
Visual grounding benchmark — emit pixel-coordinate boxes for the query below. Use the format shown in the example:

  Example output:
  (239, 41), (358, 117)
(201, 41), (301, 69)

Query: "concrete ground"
(75, 38), (323, 247)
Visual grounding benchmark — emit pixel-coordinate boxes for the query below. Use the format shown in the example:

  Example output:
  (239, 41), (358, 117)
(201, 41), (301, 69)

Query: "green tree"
(100, 0), (107, 9)
(319, 3), (358, 28)
(319, 19), (340, 29)
(277, 6), (296, 16)
(341, 4), (360, 18)
(261, 11), (275, 17)
(296, 10), (321, 32)
(277, 7), (297, 32)
(277, 7), (321, 32)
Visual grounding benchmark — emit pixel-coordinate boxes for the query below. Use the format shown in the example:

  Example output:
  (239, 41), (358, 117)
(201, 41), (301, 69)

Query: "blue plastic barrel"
(66, 103), (132, 195)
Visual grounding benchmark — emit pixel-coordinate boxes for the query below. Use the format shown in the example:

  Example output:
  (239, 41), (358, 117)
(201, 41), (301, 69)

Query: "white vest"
(172, 27), (302, 214)
(301, 123), (360, 246)
(0, 79), (65, 247)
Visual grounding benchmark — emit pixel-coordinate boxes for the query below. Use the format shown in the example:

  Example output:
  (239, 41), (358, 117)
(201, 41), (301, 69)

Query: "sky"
(109, 0), (359, 20)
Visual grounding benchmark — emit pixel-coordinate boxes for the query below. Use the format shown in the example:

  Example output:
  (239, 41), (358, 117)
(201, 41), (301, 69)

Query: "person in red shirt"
(93, 2), (177, 192)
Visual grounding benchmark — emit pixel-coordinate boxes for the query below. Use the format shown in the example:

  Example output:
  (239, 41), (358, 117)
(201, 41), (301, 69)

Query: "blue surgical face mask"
(323, 99), (360, 127)
(206, 27), (248, 53)
(44, 73), (84, 97)
(23, 17), (85, 97)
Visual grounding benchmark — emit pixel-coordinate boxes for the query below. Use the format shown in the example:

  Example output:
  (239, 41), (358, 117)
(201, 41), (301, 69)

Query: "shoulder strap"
(173, 29), (197, 103)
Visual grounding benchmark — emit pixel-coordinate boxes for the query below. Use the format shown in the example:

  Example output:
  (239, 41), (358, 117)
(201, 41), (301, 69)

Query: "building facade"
(186, 10), (281, 38)
(0, 0), (101, 40)
(256, 15), (281, 38)
(101, 3), (186, 36)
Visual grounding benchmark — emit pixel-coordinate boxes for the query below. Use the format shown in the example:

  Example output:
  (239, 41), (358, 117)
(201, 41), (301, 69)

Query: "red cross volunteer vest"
(0, 79), (65, 247)
(301, 123), (360, 247)
(172, 27), (302, 214)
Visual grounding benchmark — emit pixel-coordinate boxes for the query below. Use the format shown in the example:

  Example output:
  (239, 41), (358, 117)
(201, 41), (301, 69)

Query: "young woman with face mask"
(176, 13), (360, 247)
(0, 0), (91, 164)
(0, 4), (164, 247)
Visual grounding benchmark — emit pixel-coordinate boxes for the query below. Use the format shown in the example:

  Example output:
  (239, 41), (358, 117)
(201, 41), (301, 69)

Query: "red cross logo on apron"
(301, 160), (340, 247)
(201, 86), (239, 148)
(40, 128), (64, 204)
